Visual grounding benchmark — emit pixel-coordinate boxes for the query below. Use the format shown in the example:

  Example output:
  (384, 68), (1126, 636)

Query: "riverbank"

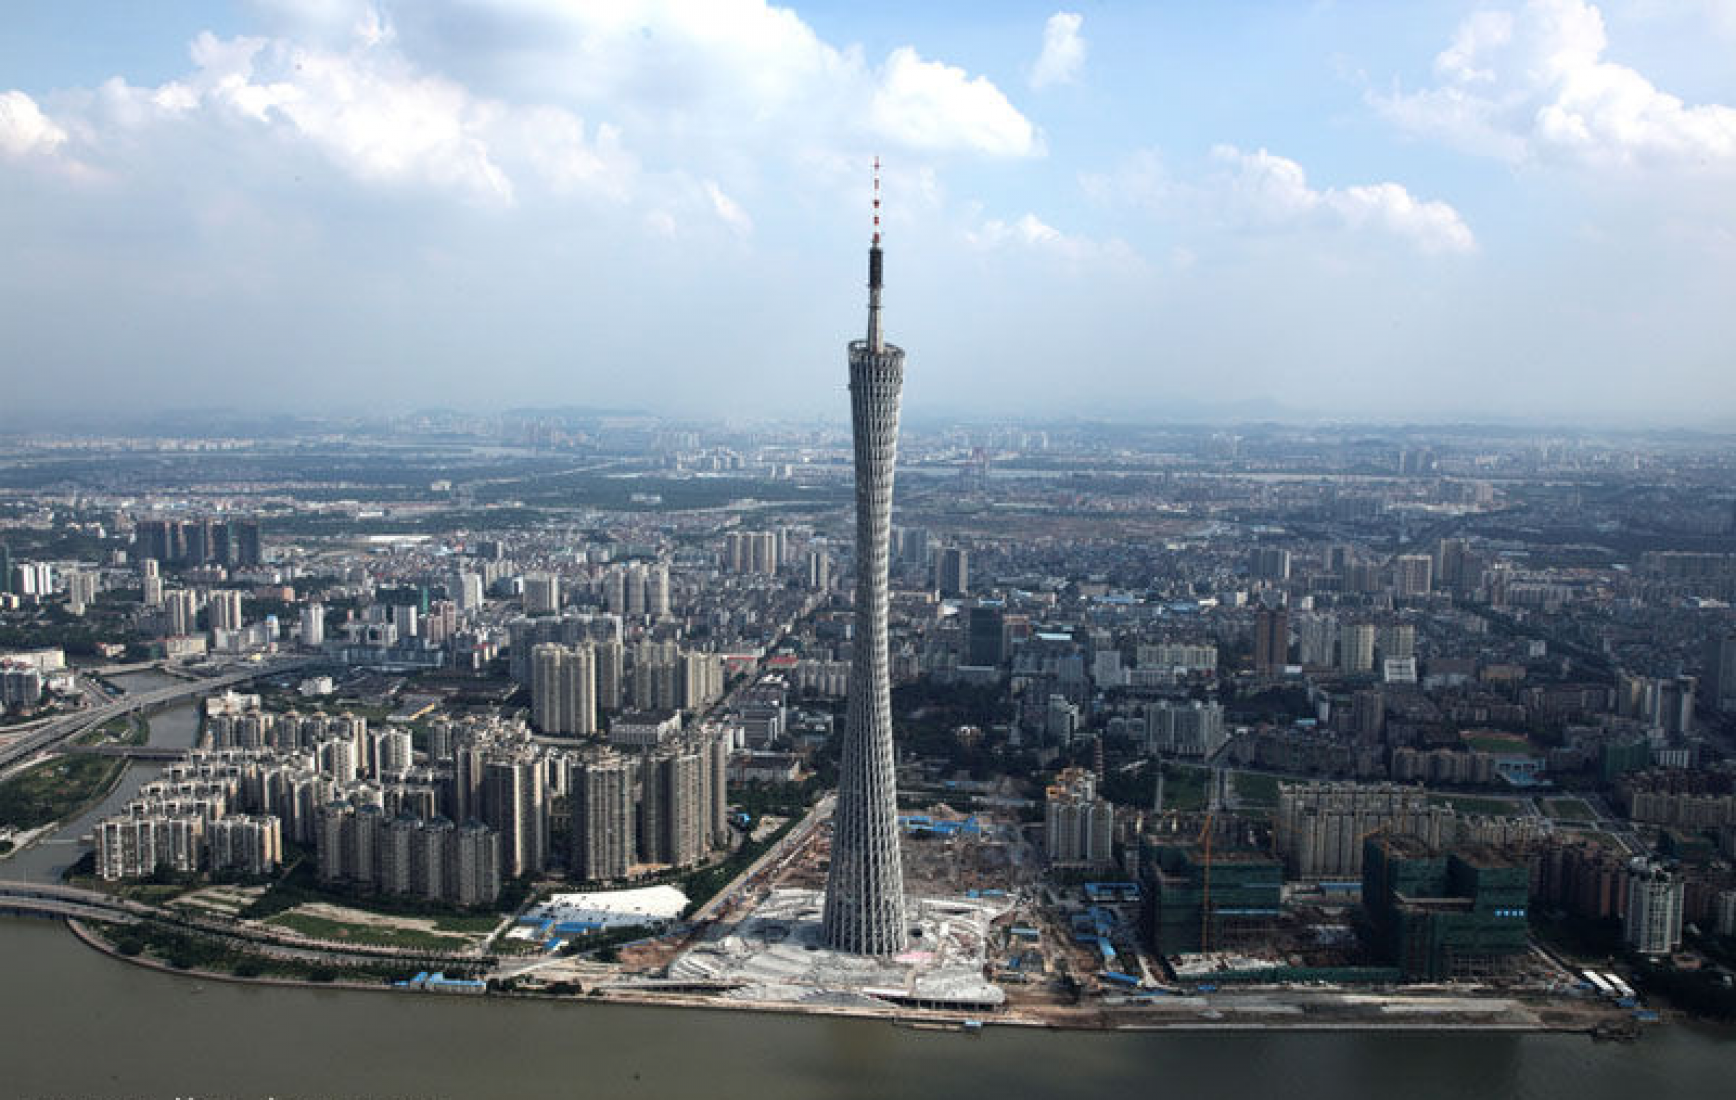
(16, 912), (1736, 1100)
(63, 915), (1632, 1037)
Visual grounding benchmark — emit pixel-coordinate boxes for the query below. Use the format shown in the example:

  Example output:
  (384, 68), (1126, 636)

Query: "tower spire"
(867, 157), (884, 354)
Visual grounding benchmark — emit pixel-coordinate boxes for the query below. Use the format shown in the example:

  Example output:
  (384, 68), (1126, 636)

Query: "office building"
(965, 604), (1005, 668)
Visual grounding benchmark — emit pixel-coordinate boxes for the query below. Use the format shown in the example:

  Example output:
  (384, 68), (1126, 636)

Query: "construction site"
(479, 795), (1640, 1035)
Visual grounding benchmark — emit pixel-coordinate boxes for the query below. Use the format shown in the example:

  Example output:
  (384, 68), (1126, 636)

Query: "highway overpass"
(0, 658), (320, 774)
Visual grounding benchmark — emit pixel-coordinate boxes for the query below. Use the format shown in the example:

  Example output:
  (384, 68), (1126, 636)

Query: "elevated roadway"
(0, 657), (319, 775)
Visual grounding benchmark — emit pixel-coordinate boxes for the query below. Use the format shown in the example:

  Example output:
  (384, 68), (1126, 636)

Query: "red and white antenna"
(872, 156), (881, 247)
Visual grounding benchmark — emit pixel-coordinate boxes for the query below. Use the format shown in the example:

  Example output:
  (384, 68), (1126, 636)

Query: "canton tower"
(822, 161), (909, 955)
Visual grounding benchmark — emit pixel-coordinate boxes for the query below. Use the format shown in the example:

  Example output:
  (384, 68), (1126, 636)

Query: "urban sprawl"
(2, 414), (1735, 1034)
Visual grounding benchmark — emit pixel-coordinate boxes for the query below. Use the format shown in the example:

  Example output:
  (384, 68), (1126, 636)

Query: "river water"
(4, 674), (1733, 1098)
(1, 916), (1730, 1100)
(5, 670), (202, 883)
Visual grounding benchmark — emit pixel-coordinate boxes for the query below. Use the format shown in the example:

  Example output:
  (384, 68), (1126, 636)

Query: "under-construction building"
(1360, 836), (1530, 980)
(1138, 837), (1283, 956)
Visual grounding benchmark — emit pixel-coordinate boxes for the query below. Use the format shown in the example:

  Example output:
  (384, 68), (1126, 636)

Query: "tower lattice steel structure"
(822, 164), (909, 955)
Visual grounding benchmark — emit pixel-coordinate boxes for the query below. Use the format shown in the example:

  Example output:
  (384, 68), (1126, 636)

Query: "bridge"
(0, 657), (321, 774)
(56, 744), (194, 762)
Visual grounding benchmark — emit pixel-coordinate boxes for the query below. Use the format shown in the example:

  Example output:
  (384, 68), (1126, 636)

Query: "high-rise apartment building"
(1253, 607), (1288, 674)
(209, 589), (243, 632)
(482, 752), (547, 879)
(936, 546), (968, 597)
(1339, 622), (1376, 674)
(1709, 635), (1736, 714)
(300, 605), (325, 648)
(1249, 547), (1291, 582)
(454, 571), (485, 611)
(523, 574), (561, 614)
(569, 753), (638, 881)
(595, 639), (624, 713)
(1045, 767), (1114, 867)
(1393, 554), (1434, 598)
(531, 643), (596, 737)
(165, 589), (197, 636)
(1624, 860), (1684, 955)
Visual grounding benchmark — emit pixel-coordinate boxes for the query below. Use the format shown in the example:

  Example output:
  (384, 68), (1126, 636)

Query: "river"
(3, 670), (203, 884)
(0, 916), (1730, 1100)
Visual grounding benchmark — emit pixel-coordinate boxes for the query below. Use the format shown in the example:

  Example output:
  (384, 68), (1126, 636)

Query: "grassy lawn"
(75, 715), (149, 747)
(1156, 763), (1207, 813)
(1543, 797), (1597, 821)
(0, 754), (125, 830)
(430, 913), (503, 934)
(1427, 794), (1526, 817)
(265, 910), (475, 950)
(1231, 771), (1282, 806)
(121, 883), (196, 905)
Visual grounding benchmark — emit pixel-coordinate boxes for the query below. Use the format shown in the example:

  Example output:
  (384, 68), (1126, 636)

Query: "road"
(0, 657), (319, 776)
(690, 791), (836, 925)
(0, 879), (475, 967)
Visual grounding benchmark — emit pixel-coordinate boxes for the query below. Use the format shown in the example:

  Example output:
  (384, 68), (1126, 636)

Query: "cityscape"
(4, 2), (1735, 1099)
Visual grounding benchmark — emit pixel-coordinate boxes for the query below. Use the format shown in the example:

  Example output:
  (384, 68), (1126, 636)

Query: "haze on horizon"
(1, 0), (1733, 431)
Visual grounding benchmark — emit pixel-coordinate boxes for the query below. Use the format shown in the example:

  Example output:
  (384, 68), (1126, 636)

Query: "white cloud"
(1211, 145), (1477, 254)
(704, 180), (753, 236)
(871, 47), (1042, 157)
(1375, 0), (1736, 170)
(243, 1), (1040, 165)
(1087, 145), (1475, 256)
(0, 90), (68, 159)
(49, 0), (1042, 236)
(1031, 12), (1086, 90)
(963, 209), (1133, 266)
(61, 24), (648, 208)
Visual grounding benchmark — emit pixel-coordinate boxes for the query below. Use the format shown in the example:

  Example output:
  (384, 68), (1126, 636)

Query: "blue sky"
(1, 1), (1732, 427)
